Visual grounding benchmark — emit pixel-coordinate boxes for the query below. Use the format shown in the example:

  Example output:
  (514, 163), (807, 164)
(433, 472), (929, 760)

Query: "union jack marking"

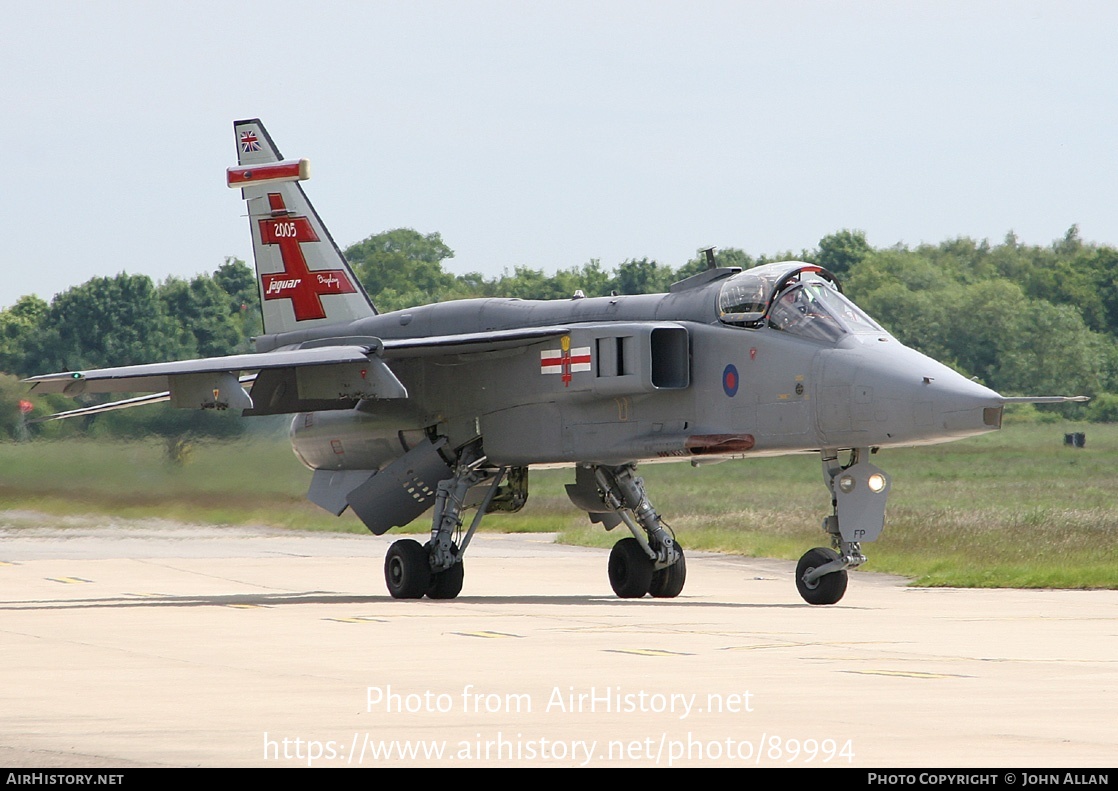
(541, 345), (592, 386)
(240, 130), (261, 153)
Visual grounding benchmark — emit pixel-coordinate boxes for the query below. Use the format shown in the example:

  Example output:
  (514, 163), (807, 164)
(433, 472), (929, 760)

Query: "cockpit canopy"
(717, 262), (883, 343)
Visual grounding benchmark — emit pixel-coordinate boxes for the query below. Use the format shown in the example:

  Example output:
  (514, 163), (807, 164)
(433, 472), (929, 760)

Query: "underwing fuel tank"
(814, 335), (1004, 449)
(289, 409), (428, 471)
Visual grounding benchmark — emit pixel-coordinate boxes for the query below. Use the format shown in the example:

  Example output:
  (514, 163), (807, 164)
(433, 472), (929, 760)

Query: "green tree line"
(3, 224), (1117, 439)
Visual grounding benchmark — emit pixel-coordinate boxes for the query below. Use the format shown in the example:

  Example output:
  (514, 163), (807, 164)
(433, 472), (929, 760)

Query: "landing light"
(867, 473), (887, 493)
(838, 475), (855, 493)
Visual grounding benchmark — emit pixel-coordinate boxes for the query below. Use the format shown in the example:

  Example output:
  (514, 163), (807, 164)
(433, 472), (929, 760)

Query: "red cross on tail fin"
(228, 119), (376, 333)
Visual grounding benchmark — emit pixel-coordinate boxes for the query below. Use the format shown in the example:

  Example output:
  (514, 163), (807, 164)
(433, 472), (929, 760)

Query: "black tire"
(384, 539), (431, 599)
(795, 547), (848, 605)
(648, 543), (686, 598)
(427, 560), (464, 600)
(608, 537), (654, 598)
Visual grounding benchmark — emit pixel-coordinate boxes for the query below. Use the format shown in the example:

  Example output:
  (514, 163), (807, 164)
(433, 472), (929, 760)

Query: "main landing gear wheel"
(795, 547), (848, 605)
(384, 539), (431, 600)
(426, 543), (464, 600)
(426, 563), (464, 599)
(648, 543), (686, 598)
(608, 537), (655, 598)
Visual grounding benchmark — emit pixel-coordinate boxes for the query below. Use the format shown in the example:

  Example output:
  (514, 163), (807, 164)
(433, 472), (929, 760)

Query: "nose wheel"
(795, 547), (848, 605)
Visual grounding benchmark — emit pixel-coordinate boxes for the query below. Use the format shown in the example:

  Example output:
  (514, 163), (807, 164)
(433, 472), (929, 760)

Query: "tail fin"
(228, 119), (376, 335)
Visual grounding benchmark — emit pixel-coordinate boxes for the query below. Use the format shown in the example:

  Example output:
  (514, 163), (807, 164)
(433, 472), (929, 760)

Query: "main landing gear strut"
(587, 464), (686, 599)
(795, 447), (891, 605)
(384, 443), (508, 600)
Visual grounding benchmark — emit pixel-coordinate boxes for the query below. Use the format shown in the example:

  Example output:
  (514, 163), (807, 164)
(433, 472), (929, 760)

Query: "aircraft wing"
(22, 345), (405, 415)
(23, 327), (574, 417)
(28, 375), (259, 423)
(24, 346), (375, 395)
(378, 326), (571, 358)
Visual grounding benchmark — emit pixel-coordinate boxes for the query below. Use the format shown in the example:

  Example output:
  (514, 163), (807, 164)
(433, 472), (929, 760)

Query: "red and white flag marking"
(540, 340), (591, 386)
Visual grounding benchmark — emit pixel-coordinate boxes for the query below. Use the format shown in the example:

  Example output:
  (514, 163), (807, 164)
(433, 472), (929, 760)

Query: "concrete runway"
(0, 517), (1115, 768)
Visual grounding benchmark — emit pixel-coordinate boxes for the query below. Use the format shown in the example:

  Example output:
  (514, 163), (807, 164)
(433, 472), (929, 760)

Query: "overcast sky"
(2, 1), (1116, 309)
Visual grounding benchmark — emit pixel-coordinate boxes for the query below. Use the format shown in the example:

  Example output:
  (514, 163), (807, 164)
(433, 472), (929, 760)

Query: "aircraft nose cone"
(918, 366), (1004, 435)
(816, 339), (1004, 447)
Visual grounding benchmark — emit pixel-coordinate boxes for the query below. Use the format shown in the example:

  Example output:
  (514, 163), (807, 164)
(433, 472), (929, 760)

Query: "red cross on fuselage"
(258, 193), (357, 321)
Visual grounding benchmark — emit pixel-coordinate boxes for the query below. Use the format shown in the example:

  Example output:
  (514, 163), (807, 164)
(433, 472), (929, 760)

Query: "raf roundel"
(722, 364), (739, 397)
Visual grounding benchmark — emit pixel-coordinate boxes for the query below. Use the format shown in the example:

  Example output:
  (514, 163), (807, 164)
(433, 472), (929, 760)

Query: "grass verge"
(0, 423), (1114, 589)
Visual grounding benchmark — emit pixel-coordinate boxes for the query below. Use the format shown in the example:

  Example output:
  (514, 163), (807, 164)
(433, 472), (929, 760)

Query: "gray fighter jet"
(25, 119), (1082, 604)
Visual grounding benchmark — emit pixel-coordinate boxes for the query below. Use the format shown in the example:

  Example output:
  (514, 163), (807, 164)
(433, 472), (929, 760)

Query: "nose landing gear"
(796, 448), (890, 605)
